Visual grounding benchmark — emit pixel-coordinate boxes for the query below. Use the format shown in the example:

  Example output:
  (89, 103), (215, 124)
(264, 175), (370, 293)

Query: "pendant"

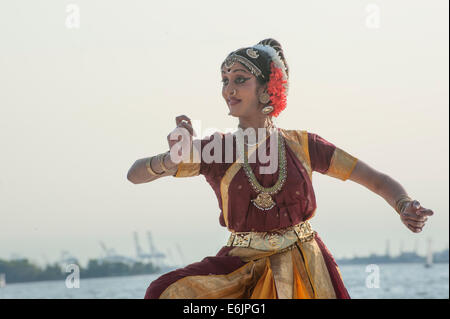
(252, 192), (276, 210)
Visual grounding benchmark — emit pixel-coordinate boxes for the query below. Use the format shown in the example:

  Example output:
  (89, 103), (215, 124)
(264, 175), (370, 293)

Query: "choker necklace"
(237, 124), (277, 147)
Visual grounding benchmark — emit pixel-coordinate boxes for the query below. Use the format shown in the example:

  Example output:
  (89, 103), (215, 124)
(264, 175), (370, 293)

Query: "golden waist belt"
(226, 221), (316, 251)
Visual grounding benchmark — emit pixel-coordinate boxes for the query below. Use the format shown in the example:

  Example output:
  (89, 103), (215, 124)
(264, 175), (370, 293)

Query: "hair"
(255, 38), (289, 86)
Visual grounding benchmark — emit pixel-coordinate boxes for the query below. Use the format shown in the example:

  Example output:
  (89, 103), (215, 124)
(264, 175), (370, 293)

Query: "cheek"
(242, 83), (258, 99)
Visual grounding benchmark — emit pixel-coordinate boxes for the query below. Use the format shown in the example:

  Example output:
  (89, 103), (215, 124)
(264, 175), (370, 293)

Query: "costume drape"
(145, 128), (358, 299)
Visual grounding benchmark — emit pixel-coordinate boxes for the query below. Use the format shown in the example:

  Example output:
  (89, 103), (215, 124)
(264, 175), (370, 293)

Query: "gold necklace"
(240, 130), (287, 211)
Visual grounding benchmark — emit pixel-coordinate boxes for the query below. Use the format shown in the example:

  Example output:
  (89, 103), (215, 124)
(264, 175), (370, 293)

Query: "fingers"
(167, 131), (182, 144)
(416, 208), (434, 217)
(179, 122), (195, 136)
(176, 115), (191, 126)
(167, 126), (193, 148)
(403, 200), (420, 214)
(175, 115), (196, 137)
(402, 217), (426, 228)
(402, 200), (434, 218)
(406, 223), (422, 233)
(401, 210), (428, 222)
(167, 119), (194, 146)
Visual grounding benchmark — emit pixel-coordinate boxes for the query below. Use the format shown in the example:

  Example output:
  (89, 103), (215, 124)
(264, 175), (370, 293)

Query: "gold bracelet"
(159, 151), (170, 172)
(400, 199), (414, 214)
(395, 195), (412, 215)
(146, 156), (164, 176)
(396, 198), (411, 215)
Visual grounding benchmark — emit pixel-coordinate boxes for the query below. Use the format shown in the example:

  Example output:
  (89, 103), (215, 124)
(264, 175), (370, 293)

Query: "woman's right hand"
(167, 115), (196, 162)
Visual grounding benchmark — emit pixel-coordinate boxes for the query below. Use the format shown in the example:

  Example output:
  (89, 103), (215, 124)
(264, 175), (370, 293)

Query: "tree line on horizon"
(0, 258), (160, 284)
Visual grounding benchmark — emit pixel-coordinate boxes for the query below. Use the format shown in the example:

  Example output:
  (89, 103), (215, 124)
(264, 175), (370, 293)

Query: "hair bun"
(256, 38), (289, 77)
(257, 38), (282, 51)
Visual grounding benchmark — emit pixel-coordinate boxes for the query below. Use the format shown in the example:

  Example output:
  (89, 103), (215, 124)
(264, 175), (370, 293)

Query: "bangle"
(395, 195), (412, 215)
(146, 156), (164, 176)
(159, 151), (170, 172)
(400, 200), (413, 214)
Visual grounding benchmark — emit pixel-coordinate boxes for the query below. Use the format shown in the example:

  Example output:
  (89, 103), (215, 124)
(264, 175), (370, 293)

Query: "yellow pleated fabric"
(250, 259), (278, 299)
(297, 240), (336, 298)
(292, 247), (314, 298)
(158, 240), (338, 299)
(293, 267), (312, 298)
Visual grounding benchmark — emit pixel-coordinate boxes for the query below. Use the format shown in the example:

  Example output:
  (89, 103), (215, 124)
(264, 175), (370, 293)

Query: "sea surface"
(0, 263), (448, 299)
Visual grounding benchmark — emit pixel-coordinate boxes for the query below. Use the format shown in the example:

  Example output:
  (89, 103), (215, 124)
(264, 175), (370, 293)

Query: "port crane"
(133, 231), (166, 267)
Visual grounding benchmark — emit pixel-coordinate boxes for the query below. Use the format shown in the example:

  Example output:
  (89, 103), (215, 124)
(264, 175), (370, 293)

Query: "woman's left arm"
(347, 160), (434, 233)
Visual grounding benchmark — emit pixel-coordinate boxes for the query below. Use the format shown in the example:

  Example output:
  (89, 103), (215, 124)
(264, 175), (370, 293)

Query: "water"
(0, 263), (448, 299)
(340, 263), (449, 299)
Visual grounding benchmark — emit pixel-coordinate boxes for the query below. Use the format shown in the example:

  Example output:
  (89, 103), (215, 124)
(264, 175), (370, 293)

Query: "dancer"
(127, 38), (434, 299)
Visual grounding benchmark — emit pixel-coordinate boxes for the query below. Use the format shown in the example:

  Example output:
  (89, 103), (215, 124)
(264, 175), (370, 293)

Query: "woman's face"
(221, 62), (266, 118)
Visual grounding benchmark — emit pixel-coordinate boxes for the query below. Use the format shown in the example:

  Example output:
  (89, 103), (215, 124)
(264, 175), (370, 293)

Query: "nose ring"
(230, 89), (236, 96)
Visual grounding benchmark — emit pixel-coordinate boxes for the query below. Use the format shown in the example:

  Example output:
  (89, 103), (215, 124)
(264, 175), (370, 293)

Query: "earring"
(259, 92), (270, 104)
(261, 106), (274, 115)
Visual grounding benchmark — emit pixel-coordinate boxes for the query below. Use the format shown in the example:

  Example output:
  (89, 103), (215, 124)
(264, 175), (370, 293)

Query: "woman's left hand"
(400, 200), (434, 233)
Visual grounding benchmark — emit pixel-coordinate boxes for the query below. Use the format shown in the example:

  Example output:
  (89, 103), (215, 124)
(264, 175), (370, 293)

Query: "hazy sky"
(0, 0), (448, 267)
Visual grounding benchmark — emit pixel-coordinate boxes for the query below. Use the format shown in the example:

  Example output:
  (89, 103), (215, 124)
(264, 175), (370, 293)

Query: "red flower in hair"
(266, 61), (287, 117)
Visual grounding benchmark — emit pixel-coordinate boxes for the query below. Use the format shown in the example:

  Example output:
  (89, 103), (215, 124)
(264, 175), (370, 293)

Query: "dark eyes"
(221, 77), (249, 85)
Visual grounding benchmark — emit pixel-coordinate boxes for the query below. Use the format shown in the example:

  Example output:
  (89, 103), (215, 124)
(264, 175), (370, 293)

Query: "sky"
(0, 0), (448, 268)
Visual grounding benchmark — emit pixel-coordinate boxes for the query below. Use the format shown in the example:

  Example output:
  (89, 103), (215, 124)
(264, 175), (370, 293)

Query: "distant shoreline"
(0, 258), (165, 286)
(2, 263), (448, 286)
(337, 248), (449, 265)
(337, 260), (449, 265)
(0, 271), (170, 286)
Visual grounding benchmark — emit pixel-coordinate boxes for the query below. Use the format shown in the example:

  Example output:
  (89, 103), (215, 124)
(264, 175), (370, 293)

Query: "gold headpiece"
(223, 48), (265, 79)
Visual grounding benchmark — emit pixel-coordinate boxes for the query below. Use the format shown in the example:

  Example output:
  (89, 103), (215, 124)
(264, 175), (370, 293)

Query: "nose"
(222, 78), (234, 93)
(224, 86), (237, 98)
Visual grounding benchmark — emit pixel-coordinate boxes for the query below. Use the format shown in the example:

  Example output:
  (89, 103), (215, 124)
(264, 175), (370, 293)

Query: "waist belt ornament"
(226, 221), (316, 251)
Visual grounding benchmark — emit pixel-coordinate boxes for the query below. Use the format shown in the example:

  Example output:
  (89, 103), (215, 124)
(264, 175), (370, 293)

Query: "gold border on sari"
(159, 257), (268, 299)
(174, 141), (201, 177)
(219, 136), (268, 230)
(159, 240), (333, 299)
(297, 238), (337, 299)
(220, 162), (242, 229)
(268, 249), (293, 298)
(280, 129), (312, 180)
(280, 129), (318, 220)
(326, 147), (358, 181)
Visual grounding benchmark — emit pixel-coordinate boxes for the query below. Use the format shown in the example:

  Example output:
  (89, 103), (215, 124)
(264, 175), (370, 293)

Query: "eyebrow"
(221, 68), (249, 74)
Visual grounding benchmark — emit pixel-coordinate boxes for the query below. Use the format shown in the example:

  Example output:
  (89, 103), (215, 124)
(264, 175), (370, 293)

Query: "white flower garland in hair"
(253, 44), (289, 95)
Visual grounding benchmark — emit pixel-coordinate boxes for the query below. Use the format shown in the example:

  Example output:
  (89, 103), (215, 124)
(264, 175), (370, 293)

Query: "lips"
(228, 98), (241, 105)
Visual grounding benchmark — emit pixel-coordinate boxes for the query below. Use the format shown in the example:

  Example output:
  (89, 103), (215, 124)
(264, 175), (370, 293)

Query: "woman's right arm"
(127, 152), (178, 184)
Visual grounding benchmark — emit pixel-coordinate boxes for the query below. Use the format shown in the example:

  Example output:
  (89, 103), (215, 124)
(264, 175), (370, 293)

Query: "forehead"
(221, 62), (251, 75)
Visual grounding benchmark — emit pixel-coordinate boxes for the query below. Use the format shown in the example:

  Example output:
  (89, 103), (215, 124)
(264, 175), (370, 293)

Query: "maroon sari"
(145, 128), (358, 299)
